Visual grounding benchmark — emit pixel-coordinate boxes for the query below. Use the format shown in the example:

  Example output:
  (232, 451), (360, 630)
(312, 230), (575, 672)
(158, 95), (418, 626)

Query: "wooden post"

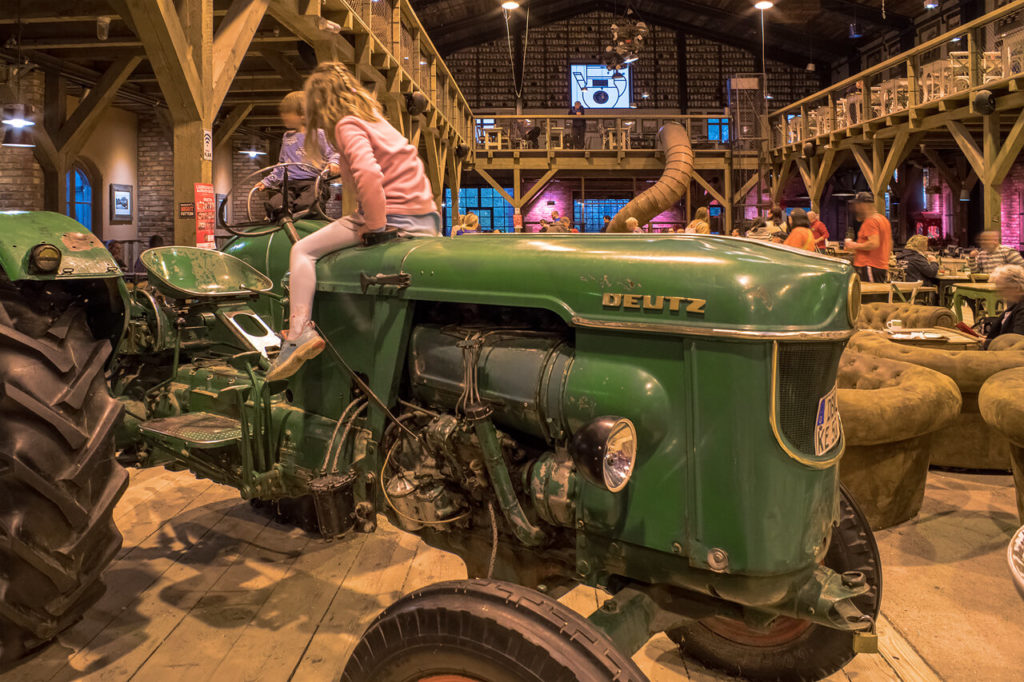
(982, 113), (1001, 234)
(723, 152), (734, 231)
(122, 0), (268, 245)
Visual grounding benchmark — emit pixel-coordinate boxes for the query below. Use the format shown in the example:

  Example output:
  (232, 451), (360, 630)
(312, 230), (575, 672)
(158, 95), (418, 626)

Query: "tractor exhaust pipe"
(607, 121), (694, 233)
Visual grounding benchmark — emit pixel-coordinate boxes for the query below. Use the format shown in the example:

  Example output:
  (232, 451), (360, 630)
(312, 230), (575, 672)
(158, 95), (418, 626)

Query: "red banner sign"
(194, 183), (216, 250)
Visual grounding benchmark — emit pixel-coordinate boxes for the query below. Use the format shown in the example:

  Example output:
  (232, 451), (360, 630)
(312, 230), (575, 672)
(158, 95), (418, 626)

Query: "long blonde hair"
(304, 62), (383, 163)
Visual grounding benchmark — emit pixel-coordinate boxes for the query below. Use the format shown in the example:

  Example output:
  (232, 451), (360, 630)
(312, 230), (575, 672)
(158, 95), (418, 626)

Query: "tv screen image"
(570, 64), (631, 109)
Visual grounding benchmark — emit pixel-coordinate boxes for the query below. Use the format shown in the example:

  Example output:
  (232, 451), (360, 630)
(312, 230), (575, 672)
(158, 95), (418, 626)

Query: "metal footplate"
(139, 412), (242, 449)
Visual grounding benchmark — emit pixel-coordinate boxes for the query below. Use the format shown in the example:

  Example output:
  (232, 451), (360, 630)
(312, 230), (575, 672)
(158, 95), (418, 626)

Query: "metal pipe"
(473, 417), (547, 546)
(607, 122), (694, 233)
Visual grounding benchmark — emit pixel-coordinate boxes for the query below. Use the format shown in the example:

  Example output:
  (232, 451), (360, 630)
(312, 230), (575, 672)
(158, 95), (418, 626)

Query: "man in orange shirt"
(845, 192), (892, 282)
(808, 211), (829, 250)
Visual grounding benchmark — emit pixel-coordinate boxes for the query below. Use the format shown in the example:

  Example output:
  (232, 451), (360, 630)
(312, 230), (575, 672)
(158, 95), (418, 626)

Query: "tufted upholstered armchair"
(847, 331), (1024, 469)
(837, 349), (961, 529)
(979, 367), (1024, 521)
(854, 302), (957, 330)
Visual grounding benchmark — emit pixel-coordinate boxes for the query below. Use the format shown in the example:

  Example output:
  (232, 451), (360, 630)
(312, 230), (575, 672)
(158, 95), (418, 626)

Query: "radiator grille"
(776, 342), (844, 453)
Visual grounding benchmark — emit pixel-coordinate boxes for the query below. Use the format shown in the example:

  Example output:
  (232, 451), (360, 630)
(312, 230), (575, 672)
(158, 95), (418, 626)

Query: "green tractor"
(0, 160), (879, 680)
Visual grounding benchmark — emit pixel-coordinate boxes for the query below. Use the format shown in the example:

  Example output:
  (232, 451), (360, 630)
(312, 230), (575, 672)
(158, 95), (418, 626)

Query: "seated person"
(969, 231), (1024, 273)
(267, 63), (440, 382)
(783, 209), (816, 251)
(984, 264), (1024, 349)
(745, 217), (773, 241)
(133, 234), (165, 274)
(256, 91), (341, 220)
(455, 213), (480, 235)
(896, 235), (939, 286)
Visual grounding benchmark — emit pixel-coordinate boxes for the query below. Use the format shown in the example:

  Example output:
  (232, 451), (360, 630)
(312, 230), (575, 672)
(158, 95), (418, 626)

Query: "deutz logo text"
(602, 293), (706, 315)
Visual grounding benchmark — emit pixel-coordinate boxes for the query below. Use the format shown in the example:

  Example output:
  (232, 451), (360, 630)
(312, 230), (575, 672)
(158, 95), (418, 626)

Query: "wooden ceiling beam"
(211, 0), (271, 112)
(16, 34), (296, 51)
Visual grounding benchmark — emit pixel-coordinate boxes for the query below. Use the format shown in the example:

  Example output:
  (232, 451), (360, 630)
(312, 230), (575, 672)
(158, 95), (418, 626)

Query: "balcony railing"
(473, 114), (738, 153)
(768, 0), (1024, 151)
(337, 0), (475, 143)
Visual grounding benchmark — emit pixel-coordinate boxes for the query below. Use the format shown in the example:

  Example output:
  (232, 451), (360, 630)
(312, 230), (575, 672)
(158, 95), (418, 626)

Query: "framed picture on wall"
(110, 184), (133, 224)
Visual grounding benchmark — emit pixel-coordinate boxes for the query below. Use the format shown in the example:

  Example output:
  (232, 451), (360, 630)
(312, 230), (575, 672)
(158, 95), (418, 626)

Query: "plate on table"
(922, 331), (945, 340)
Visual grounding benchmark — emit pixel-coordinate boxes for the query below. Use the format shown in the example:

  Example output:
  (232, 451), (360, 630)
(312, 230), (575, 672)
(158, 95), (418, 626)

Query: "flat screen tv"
(570, 64), (632, 109)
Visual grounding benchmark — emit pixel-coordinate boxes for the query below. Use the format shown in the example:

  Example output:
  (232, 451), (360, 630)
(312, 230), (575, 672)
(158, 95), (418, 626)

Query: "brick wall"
(1001, 162), (1024, 249)
(136, 117), (173, 244)
(231, 144), (265, 221)
(0, 71), (44, 212)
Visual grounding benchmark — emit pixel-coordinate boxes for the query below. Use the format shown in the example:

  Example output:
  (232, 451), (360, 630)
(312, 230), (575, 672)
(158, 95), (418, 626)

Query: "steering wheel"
(217, 162), (338, 238)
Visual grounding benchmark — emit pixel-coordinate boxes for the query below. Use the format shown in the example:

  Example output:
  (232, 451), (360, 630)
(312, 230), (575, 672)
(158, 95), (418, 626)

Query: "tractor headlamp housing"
(570, 416), (637, 493)
(29, 243), (62, 274)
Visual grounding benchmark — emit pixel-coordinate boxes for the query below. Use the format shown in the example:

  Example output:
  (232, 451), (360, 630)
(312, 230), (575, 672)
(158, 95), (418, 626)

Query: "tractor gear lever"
(359, 271), (412, 295)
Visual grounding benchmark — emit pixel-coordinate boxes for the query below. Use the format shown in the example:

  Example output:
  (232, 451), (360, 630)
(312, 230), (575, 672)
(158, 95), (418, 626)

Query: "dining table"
(950, 282), (1003, 322)
(873, 326), (983, 350)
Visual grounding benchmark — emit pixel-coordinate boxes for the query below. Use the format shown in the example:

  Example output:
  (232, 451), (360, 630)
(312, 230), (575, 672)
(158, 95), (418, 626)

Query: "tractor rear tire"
(0, 291), (128, 669)
(667, 486), (881, 681)
(341, 579), (647, 682)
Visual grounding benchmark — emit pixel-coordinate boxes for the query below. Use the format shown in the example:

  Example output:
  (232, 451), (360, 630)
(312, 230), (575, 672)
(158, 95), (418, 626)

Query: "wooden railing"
(767, 0), (1024, 151)
(334, 0), (475, 143)
(473, 113), (737, 152)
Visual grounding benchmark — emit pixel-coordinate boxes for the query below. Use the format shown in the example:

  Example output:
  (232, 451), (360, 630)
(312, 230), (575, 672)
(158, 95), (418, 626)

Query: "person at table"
(896, 234), (939, 287)
(845, 191), (892, 283)
(783, 209), (816, 251)
(685, 207), (711, 234)
(984, 264), (1024, 348)
(808, 210), (829, 250)
(569, 101), (586, 149)
(969, 231), (1024, 273)
(766, 206), (788, 237)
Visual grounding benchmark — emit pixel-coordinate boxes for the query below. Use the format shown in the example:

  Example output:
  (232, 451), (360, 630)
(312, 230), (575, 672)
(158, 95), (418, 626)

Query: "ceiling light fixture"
(1, 103), (35, 128)
(754, 1), (773, 9)
(2, 127), (34, 147)
(849, 22), (863, 39)
(924, 0), (938, 9)
(501, 1), (520, 10)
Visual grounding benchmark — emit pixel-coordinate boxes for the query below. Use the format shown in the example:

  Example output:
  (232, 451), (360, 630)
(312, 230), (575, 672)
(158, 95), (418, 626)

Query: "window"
(573, 198), (630, 232)
(707, 118), (730, 143)
(443, 187), (515, 234)
(66, 166), (92, 230)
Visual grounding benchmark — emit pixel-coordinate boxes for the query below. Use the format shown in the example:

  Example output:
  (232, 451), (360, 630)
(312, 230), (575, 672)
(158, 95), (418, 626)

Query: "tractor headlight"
(570, 416), (637, 493)
(30, 243), (61, 273)
(847, 273), (861, 326)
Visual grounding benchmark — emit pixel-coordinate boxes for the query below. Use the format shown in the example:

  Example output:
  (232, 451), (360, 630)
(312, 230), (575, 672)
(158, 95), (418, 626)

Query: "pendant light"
(2, 127), (35, 148)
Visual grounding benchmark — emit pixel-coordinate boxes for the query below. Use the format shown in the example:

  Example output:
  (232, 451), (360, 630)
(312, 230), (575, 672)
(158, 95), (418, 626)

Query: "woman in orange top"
(783, 209), (816, 251)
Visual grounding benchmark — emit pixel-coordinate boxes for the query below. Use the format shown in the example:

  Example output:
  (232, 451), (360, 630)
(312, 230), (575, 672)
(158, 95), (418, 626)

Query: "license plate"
(814, 385), (842, 457)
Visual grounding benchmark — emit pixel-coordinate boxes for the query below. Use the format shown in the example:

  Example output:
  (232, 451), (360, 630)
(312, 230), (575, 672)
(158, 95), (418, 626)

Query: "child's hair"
(463, 213), (480, 230)
(304, 62), (382, 162)
(694, 206), (710, 222)
(280, 91), (305, 116)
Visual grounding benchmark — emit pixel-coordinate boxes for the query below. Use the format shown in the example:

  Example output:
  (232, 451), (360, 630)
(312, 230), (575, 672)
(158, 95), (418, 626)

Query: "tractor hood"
(0, 211), (122, 280)
(317, 233), (857, 338)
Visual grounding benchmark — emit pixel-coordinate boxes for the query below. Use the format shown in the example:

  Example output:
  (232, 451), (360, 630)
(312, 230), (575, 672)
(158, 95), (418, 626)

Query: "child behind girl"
(266, 62), (440, 382)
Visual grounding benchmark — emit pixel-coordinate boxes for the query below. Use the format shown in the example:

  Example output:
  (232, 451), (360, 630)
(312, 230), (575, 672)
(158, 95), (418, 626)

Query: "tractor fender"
(0, 211), (122, 281)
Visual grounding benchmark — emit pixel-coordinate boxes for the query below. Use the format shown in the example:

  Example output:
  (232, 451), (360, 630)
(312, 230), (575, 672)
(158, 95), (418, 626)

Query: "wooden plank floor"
(10, 466), (1012, 681)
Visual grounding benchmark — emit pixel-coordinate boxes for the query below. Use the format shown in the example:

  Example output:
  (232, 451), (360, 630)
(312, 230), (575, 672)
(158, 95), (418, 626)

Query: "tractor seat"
(141, 246), (273, 299)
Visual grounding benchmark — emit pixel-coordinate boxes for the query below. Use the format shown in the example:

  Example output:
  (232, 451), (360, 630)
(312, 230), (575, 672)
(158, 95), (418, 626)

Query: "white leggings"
(287, 212), (439, 336)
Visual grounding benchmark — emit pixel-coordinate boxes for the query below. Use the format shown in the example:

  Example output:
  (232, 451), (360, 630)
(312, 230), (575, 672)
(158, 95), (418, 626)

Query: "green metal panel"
(312, 233), (855, 334)
(0, 211), (121, 280)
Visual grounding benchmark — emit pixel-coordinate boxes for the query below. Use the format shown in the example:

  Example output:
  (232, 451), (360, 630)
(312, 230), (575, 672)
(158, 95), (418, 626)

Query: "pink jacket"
(333, 115), (437, 231)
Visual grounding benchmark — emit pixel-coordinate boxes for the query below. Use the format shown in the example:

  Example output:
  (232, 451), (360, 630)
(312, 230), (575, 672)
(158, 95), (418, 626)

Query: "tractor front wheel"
(0, 290), (128, 668)
(667, 487), (881, 681)
(341, 579), (646, 682)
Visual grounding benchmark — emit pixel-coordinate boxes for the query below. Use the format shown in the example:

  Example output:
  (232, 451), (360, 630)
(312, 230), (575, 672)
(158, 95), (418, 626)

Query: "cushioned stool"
(979, 366), (1024, 522)
(838, 349), (961, 529)
(848, 331), (1024, 470)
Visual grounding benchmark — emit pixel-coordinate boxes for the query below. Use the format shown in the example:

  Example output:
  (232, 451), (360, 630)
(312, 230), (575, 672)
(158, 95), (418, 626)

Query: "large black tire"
(342, 579), (647, 682)
(0, 289), (128, 668)
(668, 486), (882, 681)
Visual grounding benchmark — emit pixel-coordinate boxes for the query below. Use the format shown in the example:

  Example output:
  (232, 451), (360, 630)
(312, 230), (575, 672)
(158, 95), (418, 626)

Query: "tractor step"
(139, 412), (242, 449)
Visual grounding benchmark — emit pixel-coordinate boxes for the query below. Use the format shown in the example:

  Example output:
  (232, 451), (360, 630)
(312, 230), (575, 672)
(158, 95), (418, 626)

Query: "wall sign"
(178, 202), (195, 219)
(194, 183), (216, 249)
(203, 129), (213, 161)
